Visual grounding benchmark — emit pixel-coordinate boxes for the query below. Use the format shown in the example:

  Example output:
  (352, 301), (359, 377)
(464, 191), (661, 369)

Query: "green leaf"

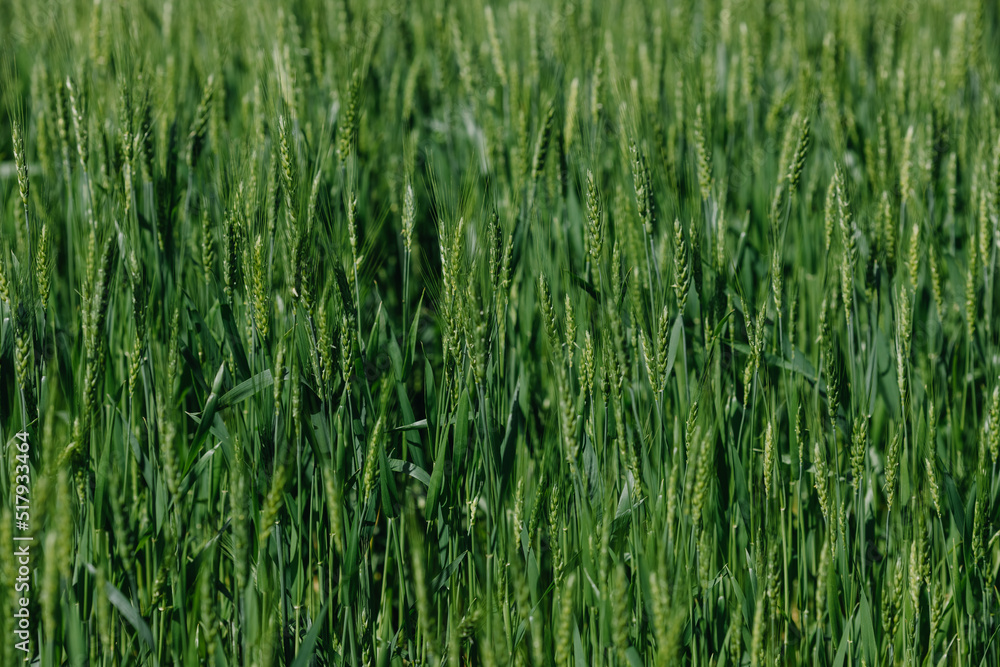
(290, 599), (331, 667)
(424, 433), (448, 520)
(174, 443), (223, 502)
(430, 551), (466, 593)
(217, 368), (274, 409)
(424, 356), (437, 430)
(386, 324), (404, 382)
(89, 564), (159, 666)
(832, 618), (850, 667)
(393, 418), (428, 432)
(664, 313), (683, 381)
(573, 623), (587, 667)
(379, 437), (399, 518)
(191, 362), (227, 450)
(66, 597), (87, 666)
(860, 589), (877, 666)
(408, 292), (424, 365)
(387, 459), (431, 486)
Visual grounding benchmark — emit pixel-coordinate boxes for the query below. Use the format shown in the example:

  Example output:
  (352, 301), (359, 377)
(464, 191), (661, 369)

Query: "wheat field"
(1, 0), (1000, 665)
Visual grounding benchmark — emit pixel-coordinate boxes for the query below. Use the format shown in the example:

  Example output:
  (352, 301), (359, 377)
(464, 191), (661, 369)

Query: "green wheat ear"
(672, 218), (690, 314)
(12, 120), (30, 233)
(0, 248), (10, 306)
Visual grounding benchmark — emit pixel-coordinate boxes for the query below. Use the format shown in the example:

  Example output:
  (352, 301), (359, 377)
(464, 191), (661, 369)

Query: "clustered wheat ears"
(0, 2), (998, 665)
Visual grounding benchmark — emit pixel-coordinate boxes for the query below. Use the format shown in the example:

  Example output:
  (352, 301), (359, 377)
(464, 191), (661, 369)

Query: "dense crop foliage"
(2, 0), (1000, 664)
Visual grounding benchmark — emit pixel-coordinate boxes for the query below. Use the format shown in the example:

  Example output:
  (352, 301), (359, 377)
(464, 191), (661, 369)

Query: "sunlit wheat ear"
(35, 220), (50, 307)
(770, 247), (783, 313)
(648, 570), (668, 660)
(251, 233), (269, 340)
(891, 554), (906, 635)
(885, 428), (901, 513)
(12, 283), (35, 415)
(586, 169), (604, 264)
(157, 391), (180, 502)
(335, 68), (361, 163)
(750, 587), (766, 667)
(555, 573), (574, 666)
(774, 111), (809, 220)
(834, 169), (857, 326)
(816, 530), (838, 622)
(965, 219), (978, 341)
(199, 198), (218, 285)
(563, 293), (576, 370)
(928, 577), (948, 649)
(879, 558), (895, 634)
(850, 415), (868, 492)
(12, 120), (29, 232)
(0, 255), (9, 306)
(987, 385), (1000, 463)
(900, 125), (915, 207)
(611, 564), (629, 657)
(402, 178), (415, 254)
(548, 481), (564, 582)
(896, 339), (908, 412)
(672, 218), (690, 314)
(484, 5), (506, 90)
(925, 456), (942, 518)
(647, 305), (667, 391)
(630, 141), (653, 234)
(877, 190), (896, 267)
(823, 175), (837, 252)
(768, 540), (783, 622)
(907, 221), (920, 287)
(818, 295), (840, 422)
(692, 433), (713, 532)
(360, 414), (384, 506)
(65, 76), (88, 171)
(277, 115), (298, 221)
(763, 422), (775, 499)
(537, 273), (559, 355)
(813, 439), (830, 522)
(638, 326), (655, 389)
(334, 190), (357, 302)
(42, 453), (69, 580)
(693, 104), (712, 201)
